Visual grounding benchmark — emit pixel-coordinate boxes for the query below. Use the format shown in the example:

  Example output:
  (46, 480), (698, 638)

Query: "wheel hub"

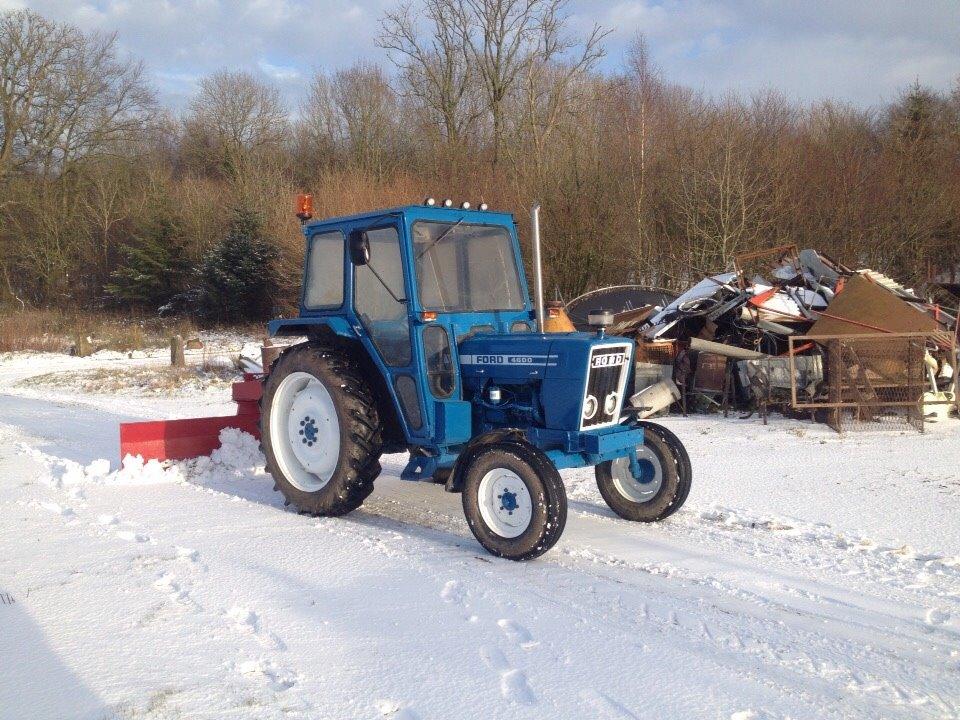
(299, 416), (319, 446)
(611, 445), (663, 503)
(477, 469), (533, 538)
(636, 457), (656, 484)
(269, 371), (340, 493)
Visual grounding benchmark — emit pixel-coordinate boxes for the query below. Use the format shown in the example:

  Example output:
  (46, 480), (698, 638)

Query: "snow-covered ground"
(1, 349), (958, 719)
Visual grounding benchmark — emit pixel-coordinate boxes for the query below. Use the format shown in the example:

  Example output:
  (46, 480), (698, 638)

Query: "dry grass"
(0, 308), (202, 354)
(0, 309), (71, 353)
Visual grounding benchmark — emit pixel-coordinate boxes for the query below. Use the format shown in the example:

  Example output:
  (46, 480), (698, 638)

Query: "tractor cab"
(270, 202), (538, 451)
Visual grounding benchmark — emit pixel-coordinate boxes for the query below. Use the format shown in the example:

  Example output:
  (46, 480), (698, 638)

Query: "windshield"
(412, 221), (526, 312)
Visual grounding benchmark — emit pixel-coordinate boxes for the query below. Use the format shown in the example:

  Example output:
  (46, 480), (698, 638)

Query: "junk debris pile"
(573, 246), (960, 430)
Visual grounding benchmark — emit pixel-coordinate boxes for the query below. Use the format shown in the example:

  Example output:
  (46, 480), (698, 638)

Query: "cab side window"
(423, 325), (455, 397)
(303, 231), (344, 309)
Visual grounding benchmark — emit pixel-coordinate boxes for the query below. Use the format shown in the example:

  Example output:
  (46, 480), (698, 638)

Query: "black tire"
(639, 421), (692, 513)
(595, 425), (690, 522)
(260, 343), (383, 516)
(461, 441), (567, 561)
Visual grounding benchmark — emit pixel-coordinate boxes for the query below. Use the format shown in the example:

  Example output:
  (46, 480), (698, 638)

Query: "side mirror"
(350, 231), (370, 265)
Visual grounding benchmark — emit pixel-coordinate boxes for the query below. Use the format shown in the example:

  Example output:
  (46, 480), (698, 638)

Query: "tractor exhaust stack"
(531, 203), (545, 332)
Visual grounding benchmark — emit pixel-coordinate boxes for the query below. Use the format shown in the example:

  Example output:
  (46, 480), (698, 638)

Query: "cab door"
(351, 221), (428, 441)
(418, 321), (472, 446)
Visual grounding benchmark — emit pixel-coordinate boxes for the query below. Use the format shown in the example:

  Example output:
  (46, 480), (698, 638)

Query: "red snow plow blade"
(119, 375), (263, 462)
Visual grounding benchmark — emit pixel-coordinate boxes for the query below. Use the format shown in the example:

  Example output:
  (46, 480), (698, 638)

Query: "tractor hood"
(458, 331), (634, 431)
(458, 332), (619, 381)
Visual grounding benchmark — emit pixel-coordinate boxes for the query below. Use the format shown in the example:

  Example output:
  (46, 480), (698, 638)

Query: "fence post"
(827, 339), (842, 432)
(170, 335), (185, 367)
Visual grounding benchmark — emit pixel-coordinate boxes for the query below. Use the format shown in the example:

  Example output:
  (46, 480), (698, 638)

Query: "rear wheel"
(261, 344), (382, 516)
(461, 442), (567, 561)
(595, 425), (690, 522)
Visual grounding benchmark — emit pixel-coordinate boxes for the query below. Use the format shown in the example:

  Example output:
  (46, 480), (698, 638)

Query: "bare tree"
(78, 157), (150, 279)
(662, 102), (787, 283)
(624, 35), (661, 260)
(183, 70), (287, 176)
(299, 63), (404, 176)
(0, 10), (155, 183)
(380, 0), (606, 164)
(513, 20), (609, 179)
(460, 0), (606, 163)
(296, 72), (340, 170)
(378, 1), (479, 146)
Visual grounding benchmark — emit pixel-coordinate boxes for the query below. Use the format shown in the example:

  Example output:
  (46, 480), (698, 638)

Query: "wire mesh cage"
(789, 332), (959, 433)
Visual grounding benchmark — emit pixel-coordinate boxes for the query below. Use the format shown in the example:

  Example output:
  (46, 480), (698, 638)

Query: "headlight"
(582, 395), (598, 420)
(604, 391), (619, 415)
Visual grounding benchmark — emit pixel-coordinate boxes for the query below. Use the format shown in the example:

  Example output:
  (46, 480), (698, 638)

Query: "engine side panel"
(458, 332), (633, 432)
(458, 333), (559, 384)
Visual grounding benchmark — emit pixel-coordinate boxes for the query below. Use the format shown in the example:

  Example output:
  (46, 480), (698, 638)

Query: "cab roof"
(301, 204), (516, 233)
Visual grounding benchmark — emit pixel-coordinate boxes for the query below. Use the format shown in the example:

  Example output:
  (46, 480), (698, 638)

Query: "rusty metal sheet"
(809, 274), (940, 336)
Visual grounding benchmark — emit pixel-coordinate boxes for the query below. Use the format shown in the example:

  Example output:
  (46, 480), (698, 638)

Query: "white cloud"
(17, 0), (387, 106)
(11, 0), (960, 108)
(259, 59), (300, 82)
(586, 0), (960, 105)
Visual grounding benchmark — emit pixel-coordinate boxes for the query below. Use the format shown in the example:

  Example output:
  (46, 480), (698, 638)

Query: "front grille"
(581, 344), (631, 429)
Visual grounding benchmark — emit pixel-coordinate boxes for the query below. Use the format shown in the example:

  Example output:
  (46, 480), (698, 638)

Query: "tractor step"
(401, 453), (439, 482)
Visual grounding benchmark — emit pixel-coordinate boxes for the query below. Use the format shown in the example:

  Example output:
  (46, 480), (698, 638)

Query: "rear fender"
(268, 316), (357, 340)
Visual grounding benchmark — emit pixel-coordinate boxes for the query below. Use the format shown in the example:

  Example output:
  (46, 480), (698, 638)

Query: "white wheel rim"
(611, 446), (663, 503)
(477, 468), (533, 539)
(269, 371), (340, 492)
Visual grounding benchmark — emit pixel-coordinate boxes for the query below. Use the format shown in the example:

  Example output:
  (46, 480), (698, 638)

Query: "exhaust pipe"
(531, 203), (545, 332)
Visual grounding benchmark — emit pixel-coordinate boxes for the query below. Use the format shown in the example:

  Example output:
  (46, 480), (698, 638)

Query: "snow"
(0, 331), (256, 420)
(1, 349), (959, 719)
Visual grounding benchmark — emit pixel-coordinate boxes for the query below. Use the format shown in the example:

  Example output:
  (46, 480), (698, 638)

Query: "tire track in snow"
(9, 410), (959, 719)
(360, 477), (959, 718)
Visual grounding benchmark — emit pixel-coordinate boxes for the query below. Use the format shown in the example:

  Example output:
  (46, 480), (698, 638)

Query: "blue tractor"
(262, 199), (691, 560)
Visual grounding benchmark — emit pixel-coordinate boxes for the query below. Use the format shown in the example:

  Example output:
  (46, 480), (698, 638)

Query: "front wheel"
(595, 425), (690, 522)
(461, 442), (567, 561)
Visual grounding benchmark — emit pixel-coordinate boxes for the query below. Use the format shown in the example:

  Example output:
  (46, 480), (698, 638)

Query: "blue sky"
(5, 0), (959, 110)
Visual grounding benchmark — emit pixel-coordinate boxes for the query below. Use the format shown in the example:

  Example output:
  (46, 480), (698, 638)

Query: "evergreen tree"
(199, 208), (278, 321)
(105, 218), (191, 307)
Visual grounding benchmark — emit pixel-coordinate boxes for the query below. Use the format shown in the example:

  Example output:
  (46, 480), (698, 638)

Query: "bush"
(105, 218), (191, 308)
(198, 208), (279, 322)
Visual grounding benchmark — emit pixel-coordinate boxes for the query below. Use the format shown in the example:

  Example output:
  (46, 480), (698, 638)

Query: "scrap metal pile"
(572, 246), (960, 428)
